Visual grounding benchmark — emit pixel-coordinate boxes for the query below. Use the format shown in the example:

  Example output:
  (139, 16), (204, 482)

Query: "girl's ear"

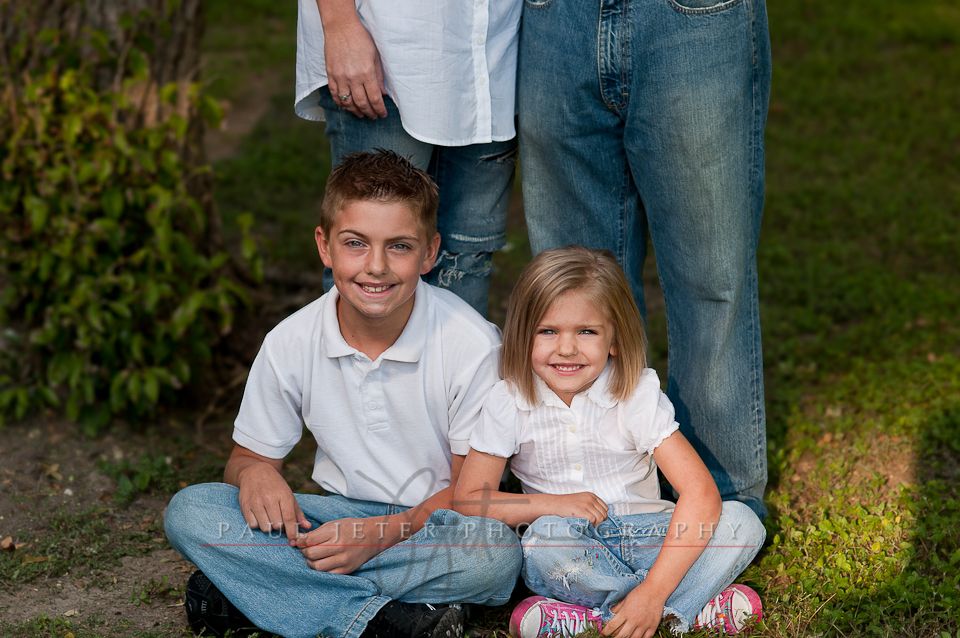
(609, 343), (618, 357)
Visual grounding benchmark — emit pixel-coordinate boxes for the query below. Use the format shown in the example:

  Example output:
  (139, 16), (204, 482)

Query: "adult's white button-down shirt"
(470, 367), (679, 515)
(295, 0), (521, 146)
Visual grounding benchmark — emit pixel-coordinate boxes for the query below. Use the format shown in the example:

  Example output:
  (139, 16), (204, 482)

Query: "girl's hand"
(603, 584), (666, 638)
(551, 492), (608, 526)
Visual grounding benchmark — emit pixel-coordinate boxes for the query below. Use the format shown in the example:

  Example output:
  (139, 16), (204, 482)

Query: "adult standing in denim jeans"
(518, 0), (772, 518)
(295, 0), (522, 316)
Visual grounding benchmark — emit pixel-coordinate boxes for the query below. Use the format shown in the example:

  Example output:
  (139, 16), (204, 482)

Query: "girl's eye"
(537, 328), (556, 335)
(579, 329), (597, 335)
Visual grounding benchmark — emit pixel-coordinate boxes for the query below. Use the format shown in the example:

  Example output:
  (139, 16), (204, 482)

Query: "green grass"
(0, 507), (161, 587)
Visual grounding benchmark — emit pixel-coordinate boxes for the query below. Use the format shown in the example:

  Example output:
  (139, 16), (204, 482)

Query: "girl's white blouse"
(470, 366), (679, 515)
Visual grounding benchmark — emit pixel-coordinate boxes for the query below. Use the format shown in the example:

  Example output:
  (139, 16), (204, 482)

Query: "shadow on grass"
(827, 406), (960, 636)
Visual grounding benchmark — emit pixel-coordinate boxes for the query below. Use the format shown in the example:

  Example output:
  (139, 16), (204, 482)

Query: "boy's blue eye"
(346, 239), (365, 248)
(391, 243), (412, 251)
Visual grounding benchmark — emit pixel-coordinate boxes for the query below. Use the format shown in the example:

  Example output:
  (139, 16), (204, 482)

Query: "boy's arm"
(602, 432), (721, 638)
(293, 454), (467, 575)
(454, 449), (608, 527)
(224, 444), (311, 542)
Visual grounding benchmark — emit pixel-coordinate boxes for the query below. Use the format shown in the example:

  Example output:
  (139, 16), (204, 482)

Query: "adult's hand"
(319, 3), (387, 119)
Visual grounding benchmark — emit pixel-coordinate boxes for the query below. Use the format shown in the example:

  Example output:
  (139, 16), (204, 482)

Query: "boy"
(164, 150), (521, 638)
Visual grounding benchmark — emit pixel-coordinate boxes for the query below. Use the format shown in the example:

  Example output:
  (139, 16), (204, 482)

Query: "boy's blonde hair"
(502, 246), (647, 404)
(320, 149), (439, 236)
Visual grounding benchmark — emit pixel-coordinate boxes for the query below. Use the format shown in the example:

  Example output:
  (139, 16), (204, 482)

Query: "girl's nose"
(557, 333), (578, 356)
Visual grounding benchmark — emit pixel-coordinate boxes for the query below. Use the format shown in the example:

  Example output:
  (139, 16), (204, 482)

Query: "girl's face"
(531, 289), (617, 406)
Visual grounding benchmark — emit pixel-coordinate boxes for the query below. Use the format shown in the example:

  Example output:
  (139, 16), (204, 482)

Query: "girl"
(455, 247), (765, 638)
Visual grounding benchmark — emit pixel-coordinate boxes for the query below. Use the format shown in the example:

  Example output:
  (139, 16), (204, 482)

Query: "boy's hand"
(236, 463), (311, 541)
(294, 517), (387, 574)
(551, 492), (608, 526)
(603, 584), (667, 638)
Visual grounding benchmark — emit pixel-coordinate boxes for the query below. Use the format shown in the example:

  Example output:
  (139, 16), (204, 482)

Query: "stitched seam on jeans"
(748, 0), (766, 478)
(666, 0), (744, 16)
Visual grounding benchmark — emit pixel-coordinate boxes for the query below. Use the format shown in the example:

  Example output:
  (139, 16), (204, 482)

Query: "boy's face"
(316, 199), (440, 327)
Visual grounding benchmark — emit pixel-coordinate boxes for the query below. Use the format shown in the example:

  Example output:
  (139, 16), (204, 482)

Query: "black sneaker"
(185, 570), (260, 637)
(362, 600), (465, 638)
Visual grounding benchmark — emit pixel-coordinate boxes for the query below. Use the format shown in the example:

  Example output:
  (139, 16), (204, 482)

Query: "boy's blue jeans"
(318, 90), (516, 318)
(521, 501), (765, 633)
(164, 483), (522, 638)
(518, 0), (772, 517)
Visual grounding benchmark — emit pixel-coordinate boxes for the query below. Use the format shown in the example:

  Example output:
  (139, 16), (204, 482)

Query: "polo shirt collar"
(516, 363), (618, 410)
(319, 280), (428, 363)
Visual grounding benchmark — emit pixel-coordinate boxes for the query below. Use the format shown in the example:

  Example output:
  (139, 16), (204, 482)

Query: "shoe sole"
(429, 606), (465, 638)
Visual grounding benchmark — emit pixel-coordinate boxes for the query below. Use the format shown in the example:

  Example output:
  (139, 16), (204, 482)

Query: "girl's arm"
(602, 431), (722, 638)
(454, 449), (608, 527)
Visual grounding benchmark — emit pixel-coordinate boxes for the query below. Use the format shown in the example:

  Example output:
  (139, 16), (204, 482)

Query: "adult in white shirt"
(296, 0), (522, 316)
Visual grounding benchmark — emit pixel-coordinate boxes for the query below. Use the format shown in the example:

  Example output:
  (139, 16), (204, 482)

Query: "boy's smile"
(531, 289), (617, 406)
(316, 200), (440, 340)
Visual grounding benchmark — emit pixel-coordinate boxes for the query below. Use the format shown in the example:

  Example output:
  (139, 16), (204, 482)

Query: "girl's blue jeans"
(520, 501), (765, 633)
(518, 0), (772, 517)
(164, 483), (522, 638)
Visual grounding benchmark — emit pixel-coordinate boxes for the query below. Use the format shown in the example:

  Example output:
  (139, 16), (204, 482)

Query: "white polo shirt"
(295, 0), (521, 146)
(233, 280), (501, 507)
(470, 367), (679, 515)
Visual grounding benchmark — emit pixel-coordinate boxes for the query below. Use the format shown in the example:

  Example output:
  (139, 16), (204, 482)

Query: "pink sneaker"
(693, 584), (763, 634)
(510, 596), (603, 638)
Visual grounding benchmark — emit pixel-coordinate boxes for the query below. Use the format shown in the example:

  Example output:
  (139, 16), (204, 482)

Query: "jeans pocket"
(666, 0), (744, 15)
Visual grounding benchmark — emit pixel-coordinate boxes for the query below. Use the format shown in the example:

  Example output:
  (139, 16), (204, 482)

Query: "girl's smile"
(531, 289), (617, 406)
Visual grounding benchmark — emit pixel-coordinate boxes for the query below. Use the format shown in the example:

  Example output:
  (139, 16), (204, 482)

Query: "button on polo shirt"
(234, 280), (500, 507)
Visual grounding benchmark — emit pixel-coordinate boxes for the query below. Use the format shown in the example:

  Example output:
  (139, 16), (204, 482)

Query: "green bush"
(0, 29), (255, 432)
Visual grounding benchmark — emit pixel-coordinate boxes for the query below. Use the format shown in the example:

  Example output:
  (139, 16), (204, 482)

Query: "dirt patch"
(205, 72), (285, 163)
(0, 417), (232, 635)
(0, 549), (193, 636)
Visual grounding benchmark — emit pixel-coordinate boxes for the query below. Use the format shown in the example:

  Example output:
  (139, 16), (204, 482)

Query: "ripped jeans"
(520, 501), (765, 633)
(319, 90), (516, 317)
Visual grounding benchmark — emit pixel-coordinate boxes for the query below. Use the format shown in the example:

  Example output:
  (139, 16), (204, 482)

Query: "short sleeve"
(622, 369), (680, 455)
(232, 332), (305, 459)
(446, 343), (501, 456)
(469, 381), (522, 458)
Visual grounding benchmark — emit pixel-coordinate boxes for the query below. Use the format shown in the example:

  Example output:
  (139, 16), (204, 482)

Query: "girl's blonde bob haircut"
(502, 246), (647, 404)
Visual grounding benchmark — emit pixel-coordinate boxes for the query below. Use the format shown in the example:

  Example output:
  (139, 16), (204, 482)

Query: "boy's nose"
(365, 247), (389, 275)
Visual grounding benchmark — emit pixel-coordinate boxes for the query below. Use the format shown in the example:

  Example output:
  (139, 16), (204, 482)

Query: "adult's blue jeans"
(518, 0), (771, 518)
(521, 501), (765, 633)
(164, 483), (521, 638)
(318, 91), (516, 317)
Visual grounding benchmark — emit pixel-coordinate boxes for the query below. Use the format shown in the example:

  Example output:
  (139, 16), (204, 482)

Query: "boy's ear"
(315, 226), (333, 268)
(420, 232), (442, 275)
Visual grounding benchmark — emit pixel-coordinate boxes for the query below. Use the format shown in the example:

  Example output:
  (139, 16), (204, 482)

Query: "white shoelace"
(545, 609), (596, 637)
